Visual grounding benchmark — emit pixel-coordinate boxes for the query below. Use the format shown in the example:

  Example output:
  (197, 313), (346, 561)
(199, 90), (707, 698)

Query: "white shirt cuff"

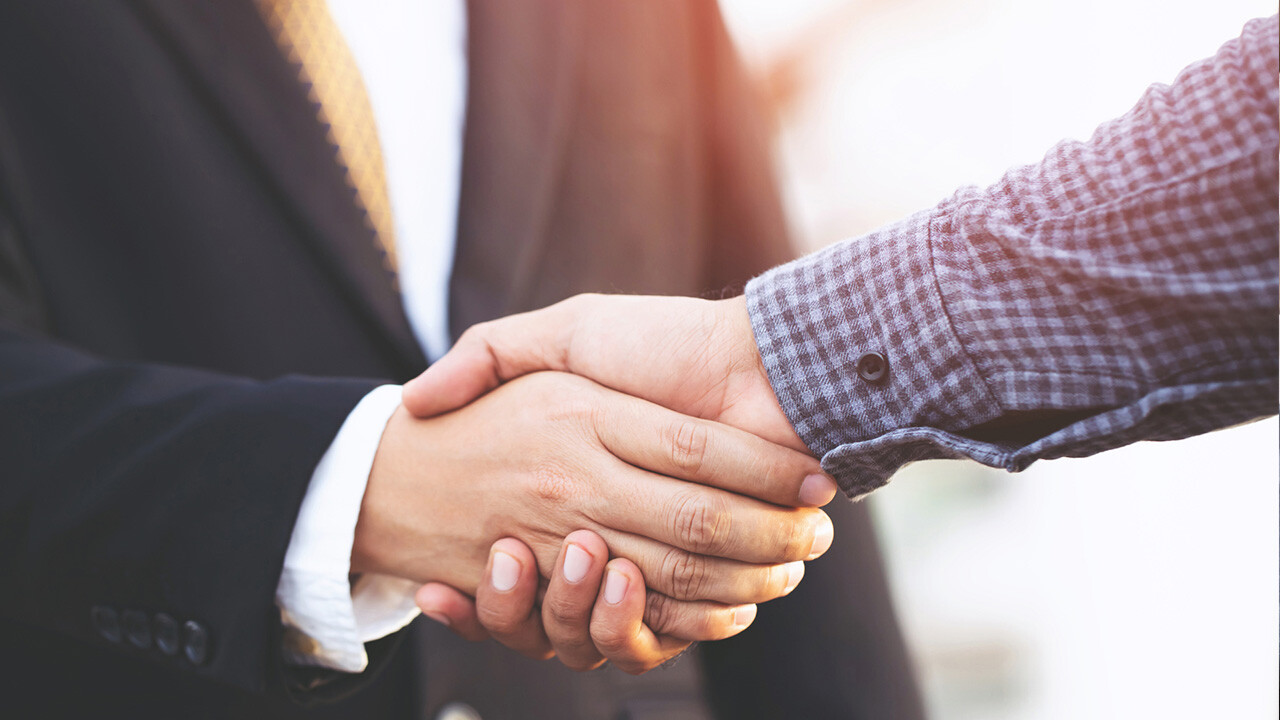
(275, 384), (422, 673)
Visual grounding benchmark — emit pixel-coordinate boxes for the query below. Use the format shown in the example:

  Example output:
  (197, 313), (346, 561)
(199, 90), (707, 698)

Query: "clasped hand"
(354, 295), (836, 673)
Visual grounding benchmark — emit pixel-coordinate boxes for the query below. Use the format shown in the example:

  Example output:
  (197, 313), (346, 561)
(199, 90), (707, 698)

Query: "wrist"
(352, 405), (416, 578)
(720, 294), (765, 378)
(352, 403), (472, 588)
(716, 294), (808, 452)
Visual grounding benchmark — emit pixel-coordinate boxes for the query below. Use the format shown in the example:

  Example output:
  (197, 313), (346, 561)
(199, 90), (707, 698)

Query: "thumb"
(402, 333), (503, 418)
(401, 299), (582, 418)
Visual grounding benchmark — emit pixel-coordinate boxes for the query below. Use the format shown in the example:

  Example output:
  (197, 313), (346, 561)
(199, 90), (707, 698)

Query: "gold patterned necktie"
(257, 0), (398, 273)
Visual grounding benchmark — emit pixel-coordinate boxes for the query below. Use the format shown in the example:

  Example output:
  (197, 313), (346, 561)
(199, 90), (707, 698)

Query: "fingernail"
(799, 473), (837, 506)
(783, 561), (805, 595)
(807, 518), (834, 560)
(422, 610), (452, 628)
(603, 568), (629, 605)
(563, 543), (591, 584)
(732, 604), (757, 629)
(491, 550), (520, 592)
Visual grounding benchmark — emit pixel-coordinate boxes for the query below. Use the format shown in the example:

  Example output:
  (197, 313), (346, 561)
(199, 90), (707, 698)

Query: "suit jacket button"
(91, 605), (121, 643)
(435, 702), (483, 720)
(182, 620), (210, 665)
(122, 610), (152, 649)
(856, 352), (889, 384)
(153, 613), (180, 656)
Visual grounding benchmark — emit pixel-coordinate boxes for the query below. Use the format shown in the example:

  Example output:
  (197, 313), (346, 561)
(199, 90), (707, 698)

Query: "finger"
(599, 530), (806, 604)
(595, 396), (836, 507)
(415, 583), (489, 642)
(592, 559), (691, 674)
(641, 591), (757, 643)
(473, 538), (554, 661)
(540, 531), (609, 671)
(401, 336), (503, 418)
(589, 457), (835, 564)
(590, 559), (738, 675)
(540, 531), (753, 653)
(401, 300), (579, 418)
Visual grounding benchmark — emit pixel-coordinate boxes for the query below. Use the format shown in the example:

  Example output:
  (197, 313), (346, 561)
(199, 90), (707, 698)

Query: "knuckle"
(783, 530), (805, 561)
(667, 491), (732, 555)
(643, 592), (681, 637)
(660, 547), (710, 600)
(454, 324), (479, 345)
(768, 564), (790, 599)
(738, 564), (786, 605)
(476, 603), (522, 636)
(541, 386), (600, 428)
(790, 510), (825, 560)
(687, 603), (725, 639)
(773, 511), (807, 561)
(543, 596), (587, 629)
(529, 460), (576, 504)
(457, 321), (493, 348)
(755, 455), (786, 496)
(591, 623), (630, 656)
(665, 418), (710, 477)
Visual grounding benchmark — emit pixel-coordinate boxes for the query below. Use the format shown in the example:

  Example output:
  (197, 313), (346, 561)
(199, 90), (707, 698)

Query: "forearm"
(0, 326), (379, 693)
(747, 16), (1279, 498)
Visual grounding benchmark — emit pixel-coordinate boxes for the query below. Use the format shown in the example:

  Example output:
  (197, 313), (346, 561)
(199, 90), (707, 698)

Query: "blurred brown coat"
(0, 1), (923, 718)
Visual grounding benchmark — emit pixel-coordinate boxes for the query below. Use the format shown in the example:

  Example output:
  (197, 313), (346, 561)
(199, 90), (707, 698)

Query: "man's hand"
(353, 371), (832, 645)
(400, 294), (836, 672)
(416, 530), (747, 674)
(402, 294), (816, 466)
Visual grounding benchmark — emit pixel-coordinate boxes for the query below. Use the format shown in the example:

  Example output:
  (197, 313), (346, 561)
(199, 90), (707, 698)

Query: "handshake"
(350, 293), (837, 674)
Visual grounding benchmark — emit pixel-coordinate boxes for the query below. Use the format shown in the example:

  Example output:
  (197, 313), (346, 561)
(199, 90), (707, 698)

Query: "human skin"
(353, 367), (832, 660)
(398, 295), (835, 671)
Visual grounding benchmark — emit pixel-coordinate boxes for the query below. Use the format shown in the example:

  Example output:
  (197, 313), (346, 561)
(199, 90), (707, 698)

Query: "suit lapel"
(449, 0), (583, 337)
(127, 0), (426, 373)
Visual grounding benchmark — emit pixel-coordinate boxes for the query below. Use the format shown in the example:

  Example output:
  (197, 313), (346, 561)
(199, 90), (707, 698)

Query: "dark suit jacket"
(0, 1), (925, 718)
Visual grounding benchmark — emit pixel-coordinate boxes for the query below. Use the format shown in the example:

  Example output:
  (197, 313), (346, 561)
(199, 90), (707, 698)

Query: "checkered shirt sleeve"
(747, 16), (1280, 500)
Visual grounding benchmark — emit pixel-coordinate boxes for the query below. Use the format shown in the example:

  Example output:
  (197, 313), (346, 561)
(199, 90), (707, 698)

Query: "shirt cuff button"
(856, 352), (889, 384)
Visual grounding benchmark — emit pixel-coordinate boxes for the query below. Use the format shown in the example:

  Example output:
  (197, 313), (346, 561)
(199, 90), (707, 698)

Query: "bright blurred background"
(716, 1), (1279, 718)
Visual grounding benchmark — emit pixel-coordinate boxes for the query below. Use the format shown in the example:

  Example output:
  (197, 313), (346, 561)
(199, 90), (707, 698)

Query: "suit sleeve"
(278, 384), (422, 674)
(0, 316), (388, 695)
(746, 16), (1279, 499)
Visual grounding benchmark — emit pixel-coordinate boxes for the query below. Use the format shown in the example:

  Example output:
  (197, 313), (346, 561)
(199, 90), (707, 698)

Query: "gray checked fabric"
(747, 16), (1279, 500)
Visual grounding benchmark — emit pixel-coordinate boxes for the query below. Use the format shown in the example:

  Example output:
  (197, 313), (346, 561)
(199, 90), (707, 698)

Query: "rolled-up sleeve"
(747, 16), (1280, 499)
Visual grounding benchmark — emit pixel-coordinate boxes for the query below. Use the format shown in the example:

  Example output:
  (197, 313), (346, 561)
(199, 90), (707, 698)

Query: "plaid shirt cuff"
(748, 196), (1277, 501)
(746, 209), (1009, 499)
(747, 16), (1279, 500)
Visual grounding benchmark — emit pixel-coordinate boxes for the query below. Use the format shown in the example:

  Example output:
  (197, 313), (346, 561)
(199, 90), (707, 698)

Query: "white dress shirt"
(275, 0), (469, 673)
